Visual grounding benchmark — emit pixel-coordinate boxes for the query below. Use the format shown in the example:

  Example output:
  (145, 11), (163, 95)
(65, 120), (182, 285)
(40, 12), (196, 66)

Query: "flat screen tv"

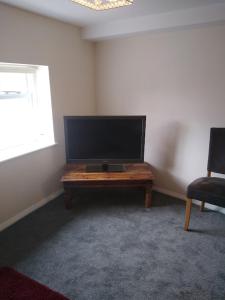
(64, 116), (146, 169)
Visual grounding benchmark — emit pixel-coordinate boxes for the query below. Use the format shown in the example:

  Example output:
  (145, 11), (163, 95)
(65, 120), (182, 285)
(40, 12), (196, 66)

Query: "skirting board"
(153, 186), (225, 215)
(1, 186), (224, 232)
(0, 189), (63, 232)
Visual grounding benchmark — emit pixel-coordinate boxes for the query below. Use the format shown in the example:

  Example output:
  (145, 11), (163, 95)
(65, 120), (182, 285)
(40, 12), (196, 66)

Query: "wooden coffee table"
(61, 163), (154, 209)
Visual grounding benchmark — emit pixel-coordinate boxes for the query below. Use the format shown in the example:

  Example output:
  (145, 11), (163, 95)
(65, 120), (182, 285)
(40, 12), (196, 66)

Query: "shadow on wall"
(157, 121), (184, 169)
(153, 167), (186, 196)
(40, 149), (65, 197)
(148, 121), (189, 194)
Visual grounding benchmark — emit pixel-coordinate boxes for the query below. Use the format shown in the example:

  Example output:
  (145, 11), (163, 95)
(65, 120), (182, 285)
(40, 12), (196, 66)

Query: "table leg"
(145, 183), (152, 208)
(64, 187), (73, 209)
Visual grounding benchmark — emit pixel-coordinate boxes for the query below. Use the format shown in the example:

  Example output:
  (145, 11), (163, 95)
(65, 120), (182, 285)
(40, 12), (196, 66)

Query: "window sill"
(0, 141), (57, 164)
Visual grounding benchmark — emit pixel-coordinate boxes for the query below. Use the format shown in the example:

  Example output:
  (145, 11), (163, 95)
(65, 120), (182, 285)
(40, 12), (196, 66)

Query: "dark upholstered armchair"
(184, 128), (225, 231)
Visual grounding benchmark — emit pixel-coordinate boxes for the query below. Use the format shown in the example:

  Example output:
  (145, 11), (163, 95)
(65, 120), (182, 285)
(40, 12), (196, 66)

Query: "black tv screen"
(64, 116), (146, 163)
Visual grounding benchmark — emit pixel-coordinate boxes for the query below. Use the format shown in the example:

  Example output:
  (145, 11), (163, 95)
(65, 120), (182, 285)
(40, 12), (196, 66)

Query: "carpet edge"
(0, 189), (63, 232)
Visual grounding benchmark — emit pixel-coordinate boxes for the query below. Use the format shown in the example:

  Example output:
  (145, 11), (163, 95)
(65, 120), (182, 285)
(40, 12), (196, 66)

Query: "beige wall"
(0, 4), (95, 225)
(96, 24), (225, 196)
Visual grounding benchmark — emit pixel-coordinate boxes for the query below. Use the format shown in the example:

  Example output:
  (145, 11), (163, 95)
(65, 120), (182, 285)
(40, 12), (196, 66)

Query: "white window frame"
(0, 62), (56, 163)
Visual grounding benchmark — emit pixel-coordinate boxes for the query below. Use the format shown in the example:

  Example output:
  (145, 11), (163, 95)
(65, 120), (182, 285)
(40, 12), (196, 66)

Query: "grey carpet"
(0, 190), (225, 300)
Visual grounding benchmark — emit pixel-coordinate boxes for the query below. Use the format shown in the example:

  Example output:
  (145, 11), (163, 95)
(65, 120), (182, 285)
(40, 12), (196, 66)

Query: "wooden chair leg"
(184, 198), (192, 231)
(200, 201), (205, 212)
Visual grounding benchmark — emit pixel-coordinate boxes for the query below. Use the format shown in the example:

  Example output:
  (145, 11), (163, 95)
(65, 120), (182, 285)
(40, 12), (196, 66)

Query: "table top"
(61, 163), (155, 183)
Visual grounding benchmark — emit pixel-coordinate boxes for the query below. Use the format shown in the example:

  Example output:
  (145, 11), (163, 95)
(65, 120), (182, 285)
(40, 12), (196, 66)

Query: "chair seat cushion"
(187, 177), (225, 208)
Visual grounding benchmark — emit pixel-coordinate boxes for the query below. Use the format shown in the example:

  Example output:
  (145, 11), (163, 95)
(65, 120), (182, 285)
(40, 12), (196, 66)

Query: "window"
(0, 63), (55, 162)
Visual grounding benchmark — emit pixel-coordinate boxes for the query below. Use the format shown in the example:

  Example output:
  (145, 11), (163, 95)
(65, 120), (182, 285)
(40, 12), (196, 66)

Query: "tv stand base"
(61, 163), (154, 209)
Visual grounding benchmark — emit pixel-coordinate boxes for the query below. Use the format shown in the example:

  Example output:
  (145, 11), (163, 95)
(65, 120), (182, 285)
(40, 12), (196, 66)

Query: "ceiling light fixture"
(71, 0), (133, 11)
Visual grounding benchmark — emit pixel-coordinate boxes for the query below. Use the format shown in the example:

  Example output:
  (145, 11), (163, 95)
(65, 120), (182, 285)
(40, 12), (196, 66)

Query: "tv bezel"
(64, 115), (146, 164)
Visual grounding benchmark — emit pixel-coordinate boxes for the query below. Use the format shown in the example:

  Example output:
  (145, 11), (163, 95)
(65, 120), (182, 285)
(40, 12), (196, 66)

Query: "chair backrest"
(207, 128), (225, 174)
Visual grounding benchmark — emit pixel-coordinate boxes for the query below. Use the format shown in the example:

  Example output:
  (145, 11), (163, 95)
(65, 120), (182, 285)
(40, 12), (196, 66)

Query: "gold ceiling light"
(71, 0), (133, 11)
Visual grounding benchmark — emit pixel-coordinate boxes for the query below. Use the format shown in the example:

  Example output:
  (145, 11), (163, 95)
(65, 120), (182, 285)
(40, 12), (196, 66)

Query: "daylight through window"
(0, 63), (55, 162)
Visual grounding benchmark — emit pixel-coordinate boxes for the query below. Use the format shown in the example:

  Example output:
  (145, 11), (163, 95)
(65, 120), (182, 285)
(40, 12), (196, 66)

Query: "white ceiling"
(1, 0), (225, 40)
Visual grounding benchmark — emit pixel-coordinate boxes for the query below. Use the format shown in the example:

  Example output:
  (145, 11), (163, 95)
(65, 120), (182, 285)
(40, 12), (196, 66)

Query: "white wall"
(96, 24), (225, 196)
(0, 3), (95, 226)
